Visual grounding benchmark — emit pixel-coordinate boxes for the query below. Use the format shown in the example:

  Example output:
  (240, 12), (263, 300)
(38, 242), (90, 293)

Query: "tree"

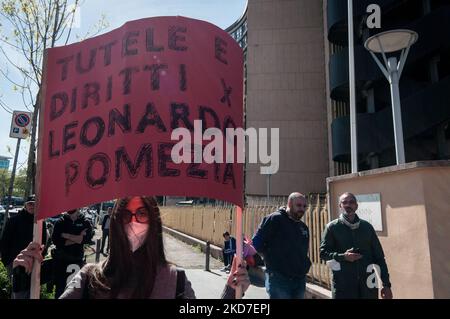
(0, 167), (27, 199)
(0, 0), (108, 199)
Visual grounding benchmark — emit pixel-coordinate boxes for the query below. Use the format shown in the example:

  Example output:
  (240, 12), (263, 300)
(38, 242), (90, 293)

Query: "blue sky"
(0, 0), (247, 171)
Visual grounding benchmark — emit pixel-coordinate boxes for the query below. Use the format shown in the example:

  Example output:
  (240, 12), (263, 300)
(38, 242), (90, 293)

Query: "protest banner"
(36, 16), (244, 220)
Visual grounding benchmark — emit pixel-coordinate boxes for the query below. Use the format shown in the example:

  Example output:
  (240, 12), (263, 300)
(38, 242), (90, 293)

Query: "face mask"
(124, 222), (149, 252)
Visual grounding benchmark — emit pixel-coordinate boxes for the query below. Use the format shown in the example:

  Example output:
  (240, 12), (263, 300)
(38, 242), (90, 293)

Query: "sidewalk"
(164, 232), (268, 299)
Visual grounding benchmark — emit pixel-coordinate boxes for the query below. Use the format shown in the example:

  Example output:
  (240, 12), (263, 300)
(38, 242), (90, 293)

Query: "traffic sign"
(10, 111), (32, 139)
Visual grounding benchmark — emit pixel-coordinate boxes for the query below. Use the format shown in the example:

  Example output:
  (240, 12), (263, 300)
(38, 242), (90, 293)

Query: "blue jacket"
(252, 207), (311, 279)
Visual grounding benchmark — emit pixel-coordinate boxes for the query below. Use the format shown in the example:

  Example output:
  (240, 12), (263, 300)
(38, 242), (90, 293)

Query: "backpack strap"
(175, 268), (186, 299)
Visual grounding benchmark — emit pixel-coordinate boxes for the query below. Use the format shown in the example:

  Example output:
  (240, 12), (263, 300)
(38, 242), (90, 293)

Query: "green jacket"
(320, 215), (391, 299)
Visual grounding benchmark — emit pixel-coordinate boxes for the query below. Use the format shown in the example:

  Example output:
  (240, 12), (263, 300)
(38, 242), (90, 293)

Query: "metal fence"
(160, 194), (331, 289)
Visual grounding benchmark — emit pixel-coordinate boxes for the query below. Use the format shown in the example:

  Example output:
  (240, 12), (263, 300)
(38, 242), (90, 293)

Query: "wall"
(245, 0), (329, 196)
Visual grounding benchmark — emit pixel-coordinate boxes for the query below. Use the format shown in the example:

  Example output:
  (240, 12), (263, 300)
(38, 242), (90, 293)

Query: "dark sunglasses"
(117, 207), (150, 224)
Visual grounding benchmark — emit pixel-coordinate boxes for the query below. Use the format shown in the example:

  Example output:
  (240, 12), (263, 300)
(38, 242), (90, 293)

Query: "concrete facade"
(244, 0), (329, 196)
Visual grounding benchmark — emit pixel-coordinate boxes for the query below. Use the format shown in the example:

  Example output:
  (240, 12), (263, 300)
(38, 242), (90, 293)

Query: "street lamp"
(364, 29), (418, 165)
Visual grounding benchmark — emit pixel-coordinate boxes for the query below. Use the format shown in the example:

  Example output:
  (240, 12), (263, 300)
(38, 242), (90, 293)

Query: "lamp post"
(348, 0), (358, 173)
(364, 29), (418, 165)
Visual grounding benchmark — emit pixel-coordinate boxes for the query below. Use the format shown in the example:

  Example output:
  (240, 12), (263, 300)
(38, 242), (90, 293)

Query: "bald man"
(252, 192), (311, 299)
(320, 192), (392, 299)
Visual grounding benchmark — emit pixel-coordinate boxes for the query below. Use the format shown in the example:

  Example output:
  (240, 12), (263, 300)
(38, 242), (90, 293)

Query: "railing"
(160, 194), (331, 289)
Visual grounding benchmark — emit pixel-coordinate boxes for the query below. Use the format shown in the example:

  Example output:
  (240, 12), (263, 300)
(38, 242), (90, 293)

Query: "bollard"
(205, 241), (210, 271)
(95, 238), (101, 263)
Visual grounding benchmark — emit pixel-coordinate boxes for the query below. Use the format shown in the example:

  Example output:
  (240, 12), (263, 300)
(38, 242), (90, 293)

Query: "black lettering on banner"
(76, 49), (97, 74)
(63, 121), (78, 154)
(119, 67), (140, 95)
(99, 40), (117, 66)
(70, 88), (77, 113)
(215, 37), (227, 65)
(214, 162), (220, 182)
(220, 78), (232, 107)
(223, 163), (236, 189)
(136, 102), (167, 133)
(146, 28), (163, 52)
(168, 26), (187, 51)
(179, 64), (187, 91)
(65, 161), (80, 195)
(50, 92), (68, 121)
(115, 144), (153, 181)
(187, 163), (208, 179)
(170, 103), (194, 131)
(56, 55), (73, 81)
(82, 82), (100, 109)
(86, 153), (110, 189)
(144, 64), (168, 90)
(122, 31), (139, 56)
(199, 105), (220, 133)
(106, 76), (113, 102)
(80, 117), (105, 147)
(158, 143), (180, 177)
(108, 105), (131, 137)
(48, 130), (60, 158)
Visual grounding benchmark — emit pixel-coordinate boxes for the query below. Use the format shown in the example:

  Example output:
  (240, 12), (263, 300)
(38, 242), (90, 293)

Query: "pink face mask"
(124, 222), (149, 252)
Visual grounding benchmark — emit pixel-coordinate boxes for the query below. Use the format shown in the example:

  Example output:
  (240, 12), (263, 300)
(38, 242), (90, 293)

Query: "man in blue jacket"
(252, 192), (311, 299)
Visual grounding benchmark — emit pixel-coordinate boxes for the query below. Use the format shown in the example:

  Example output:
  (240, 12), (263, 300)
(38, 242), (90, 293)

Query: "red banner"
(36, 16), (243, 219)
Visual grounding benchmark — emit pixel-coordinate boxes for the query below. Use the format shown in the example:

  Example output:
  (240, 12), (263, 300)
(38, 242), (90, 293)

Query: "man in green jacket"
(320, 192), (393, 299)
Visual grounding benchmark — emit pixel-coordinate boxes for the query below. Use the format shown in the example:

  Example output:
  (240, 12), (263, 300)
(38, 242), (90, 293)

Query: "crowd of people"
(0, 191), (392, 299)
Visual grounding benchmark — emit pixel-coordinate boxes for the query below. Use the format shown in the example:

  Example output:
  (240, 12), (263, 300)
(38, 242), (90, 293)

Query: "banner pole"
(30, 50), (47, 300)
(30, 218), (43, 299)
(235, 205), (243, 299)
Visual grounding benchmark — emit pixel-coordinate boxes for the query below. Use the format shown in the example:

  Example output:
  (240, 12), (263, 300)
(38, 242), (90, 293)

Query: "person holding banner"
(51, 208), (93, 298)
(252, 192), (311, 299)
(14, 196), (250, 298)
(0, 195), (48, 299)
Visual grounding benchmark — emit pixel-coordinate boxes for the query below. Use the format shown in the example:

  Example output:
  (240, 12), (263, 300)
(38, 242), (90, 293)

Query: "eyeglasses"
(118, 207), (150, 224)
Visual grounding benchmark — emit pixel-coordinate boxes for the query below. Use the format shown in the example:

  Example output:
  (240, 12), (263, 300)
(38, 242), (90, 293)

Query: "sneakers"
(220, 265), (231, 272)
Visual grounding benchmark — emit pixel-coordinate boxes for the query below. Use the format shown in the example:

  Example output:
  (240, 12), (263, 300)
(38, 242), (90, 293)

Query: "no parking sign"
(10, 111), (32, 139)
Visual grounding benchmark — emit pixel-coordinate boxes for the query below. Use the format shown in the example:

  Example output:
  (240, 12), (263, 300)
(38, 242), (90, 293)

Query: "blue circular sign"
(15, 113), (30, 127)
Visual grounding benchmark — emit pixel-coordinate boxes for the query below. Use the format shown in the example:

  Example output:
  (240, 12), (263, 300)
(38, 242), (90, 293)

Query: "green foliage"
(40, 283), (55, 299)
(0, 261), (12, 299)
(0, 261), (56, 299)
(0, 167), (28, 199)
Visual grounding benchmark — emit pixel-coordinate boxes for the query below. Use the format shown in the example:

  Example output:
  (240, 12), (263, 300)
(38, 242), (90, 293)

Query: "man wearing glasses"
(320, 192), (393, 299)
(51, 208), (93, 298)
(252, 192), (311, 299)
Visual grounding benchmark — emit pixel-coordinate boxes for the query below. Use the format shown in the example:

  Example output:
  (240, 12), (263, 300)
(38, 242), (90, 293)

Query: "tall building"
(227, 0), (450, 195)
(324, 0), (450, 175)
(0, 156), (11, 170)
(227, 0), (329, 197)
